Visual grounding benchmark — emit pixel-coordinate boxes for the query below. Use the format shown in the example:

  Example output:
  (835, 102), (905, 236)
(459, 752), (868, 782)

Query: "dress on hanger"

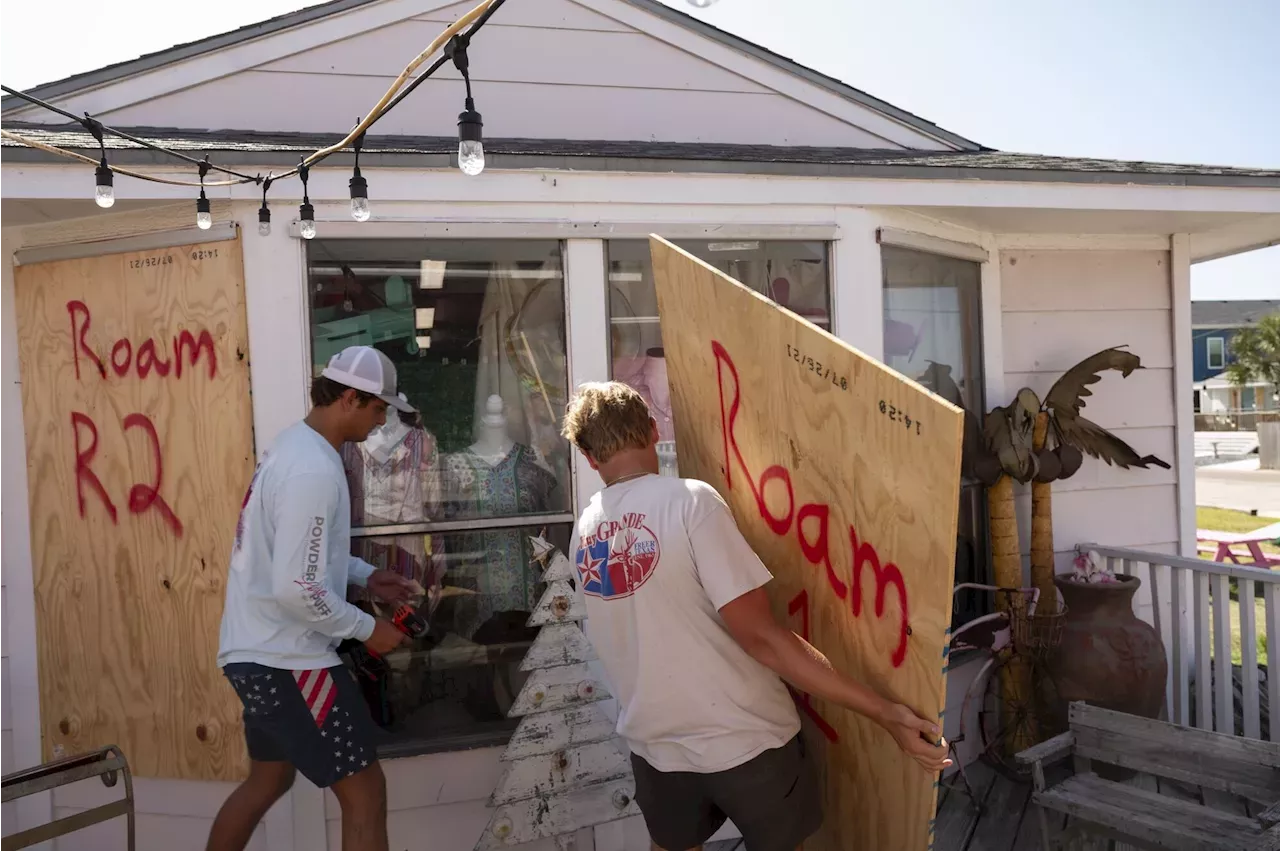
(443, 443), (558, 638)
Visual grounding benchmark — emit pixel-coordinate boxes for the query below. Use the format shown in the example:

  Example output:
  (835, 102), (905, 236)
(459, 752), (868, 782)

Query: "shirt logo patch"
(576, 513), (661, 600)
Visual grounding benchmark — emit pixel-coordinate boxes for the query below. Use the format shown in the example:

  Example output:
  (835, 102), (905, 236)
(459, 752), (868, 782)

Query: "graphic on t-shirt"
(575, 513), (661, 599)
(233, 464), (264, 554)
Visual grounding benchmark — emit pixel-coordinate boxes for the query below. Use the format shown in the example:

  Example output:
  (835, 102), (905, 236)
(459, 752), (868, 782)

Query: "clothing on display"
(443, 396), (559, 639)
(341, 416), (446, 599)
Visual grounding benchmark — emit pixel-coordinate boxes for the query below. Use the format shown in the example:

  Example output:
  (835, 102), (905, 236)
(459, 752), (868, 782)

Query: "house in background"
(1191, 299), (1279, 426)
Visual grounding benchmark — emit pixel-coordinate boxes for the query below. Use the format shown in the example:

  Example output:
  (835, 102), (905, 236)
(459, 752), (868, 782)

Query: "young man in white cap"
(209, 345), (420, 851)
(561, 382), (950, 851)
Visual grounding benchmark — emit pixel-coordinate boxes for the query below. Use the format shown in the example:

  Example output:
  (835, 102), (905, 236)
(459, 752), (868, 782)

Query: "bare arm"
(719, 587), (951, 772)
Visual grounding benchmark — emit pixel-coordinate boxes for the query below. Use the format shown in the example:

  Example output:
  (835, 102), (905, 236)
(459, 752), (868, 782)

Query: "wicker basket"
(1012, 598), (1066, 662)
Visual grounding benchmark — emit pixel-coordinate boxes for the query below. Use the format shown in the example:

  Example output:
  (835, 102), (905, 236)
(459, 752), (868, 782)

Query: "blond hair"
(562, 382), (653, 463)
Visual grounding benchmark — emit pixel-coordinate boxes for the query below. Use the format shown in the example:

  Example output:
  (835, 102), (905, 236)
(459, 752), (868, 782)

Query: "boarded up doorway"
(14, 231), (254, 781)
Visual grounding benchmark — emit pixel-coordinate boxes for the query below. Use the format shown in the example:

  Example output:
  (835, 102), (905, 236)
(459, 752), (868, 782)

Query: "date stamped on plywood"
(880, 400), (922, 435)
(785, 343), (849, 391)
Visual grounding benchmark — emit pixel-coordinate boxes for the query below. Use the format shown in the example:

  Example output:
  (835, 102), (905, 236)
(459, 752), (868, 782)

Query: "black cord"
(2, 85), (261, 183)
(1, 0), (510, 186)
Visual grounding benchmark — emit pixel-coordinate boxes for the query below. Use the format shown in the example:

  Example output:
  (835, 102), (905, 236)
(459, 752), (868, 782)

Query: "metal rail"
(1, 746), (135, 850)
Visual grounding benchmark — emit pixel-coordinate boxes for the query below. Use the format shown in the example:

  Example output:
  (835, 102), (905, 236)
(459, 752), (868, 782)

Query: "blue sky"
(3, 0), (1277, 299)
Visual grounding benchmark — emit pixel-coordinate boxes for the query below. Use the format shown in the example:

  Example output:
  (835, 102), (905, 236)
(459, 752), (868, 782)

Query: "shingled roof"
(6, 122), (1280, 188)
(1192, 300), (1280, 328)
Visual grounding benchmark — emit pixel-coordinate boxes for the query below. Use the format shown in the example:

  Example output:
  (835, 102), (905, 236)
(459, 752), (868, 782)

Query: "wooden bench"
(1016, 702), (1280, 850)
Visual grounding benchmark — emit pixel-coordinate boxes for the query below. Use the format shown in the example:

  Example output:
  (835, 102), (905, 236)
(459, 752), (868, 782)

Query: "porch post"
(1170, 234), (1195, 557)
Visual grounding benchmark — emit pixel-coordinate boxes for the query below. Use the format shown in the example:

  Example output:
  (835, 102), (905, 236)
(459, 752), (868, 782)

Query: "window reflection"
(346, 525), (573, 751)
(881, 245), (988, 625)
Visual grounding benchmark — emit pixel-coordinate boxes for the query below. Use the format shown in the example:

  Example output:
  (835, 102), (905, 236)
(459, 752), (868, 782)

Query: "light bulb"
(351, 196), (371, 222)
(459, 140), (485, 176)
(258, 220), (272, 237)
(196, 190), (212, 229)
(95, 159), (114, 208)
(258, 204), (271, 236)
(299, 200), (316, 240)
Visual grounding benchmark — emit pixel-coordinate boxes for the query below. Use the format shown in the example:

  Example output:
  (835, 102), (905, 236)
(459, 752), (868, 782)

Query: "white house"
(4, 1), (1280, 849)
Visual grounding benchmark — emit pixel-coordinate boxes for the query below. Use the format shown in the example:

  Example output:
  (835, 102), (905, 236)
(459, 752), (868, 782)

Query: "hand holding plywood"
(649, 236), (963, 851)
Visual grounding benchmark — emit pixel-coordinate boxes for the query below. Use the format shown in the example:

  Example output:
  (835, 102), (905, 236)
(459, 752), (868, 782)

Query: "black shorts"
(223, 662), (380, 788)
(631, 734), (822, 851)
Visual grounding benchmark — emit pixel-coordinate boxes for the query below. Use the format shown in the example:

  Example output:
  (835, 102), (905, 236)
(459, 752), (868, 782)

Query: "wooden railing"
(1080, 544), (1280, 741)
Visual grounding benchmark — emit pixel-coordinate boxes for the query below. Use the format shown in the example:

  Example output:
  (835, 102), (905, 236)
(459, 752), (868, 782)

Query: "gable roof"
(1192, 300), (1280, 328)
(0, 0), (983, 152)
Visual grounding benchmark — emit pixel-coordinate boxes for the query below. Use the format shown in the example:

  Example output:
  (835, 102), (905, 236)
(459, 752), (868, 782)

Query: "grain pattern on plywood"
(649, 237), (964, 851)
(13, 235), (253, 782)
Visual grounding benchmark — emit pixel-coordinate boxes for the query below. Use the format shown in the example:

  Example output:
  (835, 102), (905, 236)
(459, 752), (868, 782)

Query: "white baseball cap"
(321, 345), (416, 413)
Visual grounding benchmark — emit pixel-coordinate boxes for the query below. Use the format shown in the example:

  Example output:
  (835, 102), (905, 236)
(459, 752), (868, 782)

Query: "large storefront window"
(881, 245), (988, 625)
(606, 239), (831, 475)
(308, 240), (573, 753)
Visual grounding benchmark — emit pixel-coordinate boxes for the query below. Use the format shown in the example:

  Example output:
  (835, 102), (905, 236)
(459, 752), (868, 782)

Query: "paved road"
(1195, 459), (1280, 518)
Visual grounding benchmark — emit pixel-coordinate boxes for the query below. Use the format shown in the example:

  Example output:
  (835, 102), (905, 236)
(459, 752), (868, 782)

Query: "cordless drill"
(341, 603), (430, 680)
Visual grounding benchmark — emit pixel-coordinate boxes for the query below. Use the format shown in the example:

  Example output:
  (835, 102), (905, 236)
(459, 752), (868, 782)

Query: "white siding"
(999, 248), (1180, 619)
(20, 0), (949, 150)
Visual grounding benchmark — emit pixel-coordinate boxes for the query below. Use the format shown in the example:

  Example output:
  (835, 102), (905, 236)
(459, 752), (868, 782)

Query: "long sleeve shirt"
(218, 421), (376, 670)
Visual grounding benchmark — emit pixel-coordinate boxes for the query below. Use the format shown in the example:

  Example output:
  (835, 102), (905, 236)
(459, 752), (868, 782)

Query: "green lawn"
(1196, 506), (1280, 557)
(1197, 506), (1276, 665)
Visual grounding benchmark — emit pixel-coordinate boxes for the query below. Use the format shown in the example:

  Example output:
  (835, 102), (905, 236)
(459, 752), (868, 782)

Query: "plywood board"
(14, 234), (254, 781)
(650, 236), (964, 851)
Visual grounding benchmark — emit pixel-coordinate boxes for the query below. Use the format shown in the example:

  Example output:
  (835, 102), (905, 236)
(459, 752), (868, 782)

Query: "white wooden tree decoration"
(474, 536), (640, 851)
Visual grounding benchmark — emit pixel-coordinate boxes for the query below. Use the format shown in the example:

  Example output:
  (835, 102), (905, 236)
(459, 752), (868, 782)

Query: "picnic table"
(1197, 520), (1280, 567)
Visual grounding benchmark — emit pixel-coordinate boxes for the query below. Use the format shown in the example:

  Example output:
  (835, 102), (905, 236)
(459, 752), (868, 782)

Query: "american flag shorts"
(223, 662), (379, 788)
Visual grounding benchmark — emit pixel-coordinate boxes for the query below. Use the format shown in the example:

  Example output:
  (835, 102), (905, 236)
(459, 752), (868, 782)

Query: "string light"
(298, 161), (316, 240)
(448, 36), (485, 176)
(258, 175), (273, 237)
(1, 0), (508, 229)
(94, 158), (114, 208)
(80, 116), (115, 208)
(349, 131), (370, 222)
(196, 159), (212, 230)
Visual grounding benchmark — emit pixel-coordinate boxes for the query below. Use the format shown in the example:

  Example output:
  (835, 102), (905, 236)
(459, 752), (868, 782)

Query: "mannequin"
(444, 396), (558, 641)
(640, 348), (675, 443)
(470, 394), (516, 465)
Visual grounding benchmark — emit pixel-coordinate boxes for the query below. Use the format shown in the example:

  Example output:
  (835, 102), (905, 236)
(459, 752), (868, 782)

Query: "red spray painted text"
(712, 341), (911, 740)
(68, 300), (217, 381)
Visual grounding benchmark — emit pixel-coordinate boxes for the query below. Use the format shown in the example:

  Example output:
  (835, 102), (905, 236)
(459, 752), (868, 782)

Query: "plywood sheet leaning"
(14, 235), (254, 781)
(649, 236), (964, 851)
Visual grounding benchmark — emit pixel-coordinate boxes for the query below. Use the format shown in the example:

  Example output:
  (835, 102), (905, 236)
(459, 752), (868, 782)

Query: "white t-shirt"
(217, 421), (377, 670)
(573, 474), (801, 773)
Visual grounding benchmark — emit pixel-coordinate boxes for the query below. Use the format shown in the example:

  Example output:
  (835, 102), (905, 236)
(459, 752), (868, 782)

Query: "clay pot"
(1043, 574), (1168, 744)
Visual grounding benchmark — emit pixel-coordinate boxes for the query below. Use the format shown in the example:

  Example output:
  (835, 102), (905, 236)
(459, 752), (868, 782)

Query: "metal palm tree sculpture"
(926, 347), (1171, 602)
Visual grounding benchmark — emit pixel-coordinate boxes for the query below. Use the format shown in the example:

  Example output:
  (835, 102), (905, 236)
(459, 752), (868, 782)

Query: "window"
(605, 239), (831, 475)
(1206, 336), (1226, 371)
(880, 245), (987, 625)
(307, 240), (574, 753)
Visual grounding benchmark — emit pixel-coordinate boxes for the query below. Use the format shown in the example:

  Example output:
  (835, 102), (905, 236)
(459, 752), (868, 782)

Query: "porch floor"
(933, 760), (1269, 851)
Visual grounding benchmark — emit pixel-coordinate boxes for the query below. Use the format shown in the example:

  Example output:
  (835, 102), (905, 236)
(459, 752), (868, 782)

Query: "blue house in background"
(1192, 299), (1279, 416)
